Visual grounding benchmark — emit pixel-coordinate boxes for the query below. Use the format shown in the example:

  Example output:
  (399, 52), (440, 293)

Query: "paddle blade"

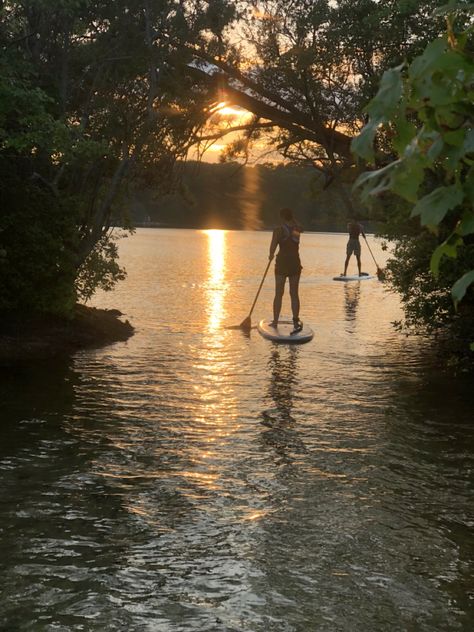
(239, 316), (252, 331)
(376, 268), (386, 281)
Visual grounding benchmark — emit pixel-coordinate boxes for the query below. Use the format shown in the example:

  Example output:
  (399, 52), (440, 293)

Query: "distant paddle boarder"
(268, 208), (303, 334)
(342, 218), (366, 277)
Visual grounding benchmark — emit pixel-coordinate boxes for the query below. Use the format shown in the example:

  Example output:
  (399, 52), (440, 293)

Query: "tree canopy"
(0, 0), (232, 313)
(185, 1), (448, 184)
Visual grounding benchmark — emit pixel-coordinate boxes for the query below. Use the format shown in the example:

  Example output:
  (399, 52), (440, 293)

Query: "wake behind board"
(257, 319), (314, 344)
(333, 274), (376, 281)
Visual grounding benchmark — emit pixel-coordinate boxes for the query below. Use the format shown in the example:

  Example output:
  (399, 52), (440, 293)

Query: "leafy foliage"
(353, 5), (474, 348)
(0, 0), (234, 315)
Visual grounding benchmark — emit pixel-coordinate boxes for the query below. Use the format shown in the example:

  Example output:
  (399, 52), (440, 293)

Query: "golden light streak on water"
(203, 229), (227, 332)
(188, 230), (238, 486)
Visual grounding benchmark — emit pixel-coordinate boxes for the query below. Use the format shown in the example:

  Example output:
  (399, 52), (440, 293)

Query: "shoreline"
(0, 304), (134, 365)
(130, 224), (378, 235)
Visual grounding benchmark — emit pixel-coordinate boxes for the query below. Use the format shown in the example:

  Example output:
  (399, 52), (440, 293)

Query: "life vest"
(280, 223), (301, 245)
(274, 223), (302, 275)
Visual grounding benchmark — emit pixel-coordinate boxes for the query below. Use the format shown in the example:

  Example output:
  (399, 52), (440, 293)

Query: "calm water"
(1, 229), (473, 631)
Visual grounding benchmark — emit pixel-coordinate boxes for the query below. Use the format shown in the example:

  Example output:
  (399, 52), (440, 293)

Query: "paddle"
(363, 235), (385, 280)
(238, 258), (273, 331)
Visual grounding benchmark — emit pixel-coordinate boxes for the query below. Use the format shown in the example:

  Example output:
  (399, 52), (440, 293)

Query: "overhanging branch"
(185, 62), (353, 161)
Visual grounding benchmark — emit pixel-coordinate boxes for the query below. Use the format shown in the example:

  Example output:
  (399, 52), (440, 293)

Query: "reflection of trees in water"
(0, 358), (77, 457)
(0, 358), (133, 582)
(360, 362), (474, 617)
(344, 282), (360, 324)
(260, 346), (307, 464)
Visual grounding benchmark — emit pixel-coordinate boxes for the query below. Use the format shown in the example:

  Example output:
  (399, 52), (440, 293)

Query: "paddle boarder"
(343, 218), (366, 277)
(268, 208), (303, 334)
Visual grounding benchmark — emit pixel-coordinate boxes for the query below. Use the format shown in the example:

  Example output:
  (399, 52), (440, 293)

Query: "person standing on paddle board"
(342, 218), (366, 277)
(268, 208), (303, 334)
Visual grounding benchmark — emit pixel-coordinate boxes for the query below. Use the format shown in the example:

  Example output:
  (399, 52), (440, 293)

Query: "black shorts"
(275, 257), (302, 277)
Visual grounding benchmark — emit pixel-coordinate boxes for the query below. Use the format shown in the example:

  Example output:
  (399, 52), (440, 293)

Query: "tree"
(0, 0), (234, 314)
(184, 0), (448, 198)
(353, 3), (474, 349)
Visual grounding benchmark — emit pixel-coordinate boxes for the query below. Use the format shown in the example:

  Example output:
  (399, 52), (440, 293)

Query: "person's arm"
(359, 223), (366, 238)
(269, 227), (280, 260)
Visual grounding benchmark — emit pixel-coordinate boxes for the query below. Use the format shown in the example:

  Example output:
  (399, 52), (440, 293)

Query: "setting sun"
(210, 103), (254, 124)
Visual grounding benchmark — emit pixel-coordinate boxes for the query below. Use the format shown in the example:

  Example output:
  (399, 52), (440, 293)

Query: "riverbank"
(0, 304), (134, 365)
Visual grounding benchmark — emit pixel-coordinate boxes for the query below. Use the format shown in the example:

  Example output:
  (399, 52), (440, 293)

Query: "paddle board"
(333, 274), (376, 281)
(257, 319), (314, 344)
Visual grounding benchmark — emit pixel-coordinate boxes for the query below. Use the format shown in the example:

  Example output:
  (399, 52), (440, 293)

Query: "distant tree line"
(129, 161), (367, 231)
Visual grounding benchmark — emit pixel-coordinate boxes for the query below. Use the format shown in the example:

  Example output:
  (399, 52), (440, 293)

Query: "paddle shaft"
(247, 258), (272, 319)
(363, 235), (381, 269)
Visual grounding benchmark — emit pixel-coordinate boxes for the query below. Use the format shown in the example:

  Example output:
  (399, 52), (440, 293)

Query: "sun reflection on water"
(203, 229), (227, 331)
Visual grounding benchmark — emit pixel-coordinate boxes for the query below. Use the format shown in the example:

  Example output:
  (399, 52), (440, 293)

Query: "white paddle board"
(333, 274), (376, 281)
(257, 319), (314, 344)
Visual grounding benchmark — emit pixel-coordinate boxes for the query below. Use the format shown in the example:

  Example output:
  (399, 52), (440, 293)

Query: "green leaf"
(409, 38), (447, 80)
(421, 80), (457, 108)
(443, 129), (465, 146)
(391, 159), (425, 202)
(435, 106), (465, 130)
(430, 234), (462, 276)
(411, 185), (464, 225)
(464, 128), (474, 154)
(444, 142), (466, 170)
(464, 168), (474, 202)
(434, 2), (474, 16)
(365, 65), (404, 121)
(393, 113), (417, 154)
(435, 49), (473, 75)
(459, 212), (474, 236)
(351, 120), (379, 163)
(452, 270), (474, 305)
(426, 133), (444, 161)
(353, 160), (401, 199)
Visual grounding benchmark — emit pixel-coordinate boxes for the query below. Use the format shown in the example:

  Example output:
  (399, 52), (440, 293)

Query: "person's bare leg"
(289, 273), (301, 323)
(343, 254), (351, 276)
(272, 275), (286, 324)
(356, 254), (362, 276)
